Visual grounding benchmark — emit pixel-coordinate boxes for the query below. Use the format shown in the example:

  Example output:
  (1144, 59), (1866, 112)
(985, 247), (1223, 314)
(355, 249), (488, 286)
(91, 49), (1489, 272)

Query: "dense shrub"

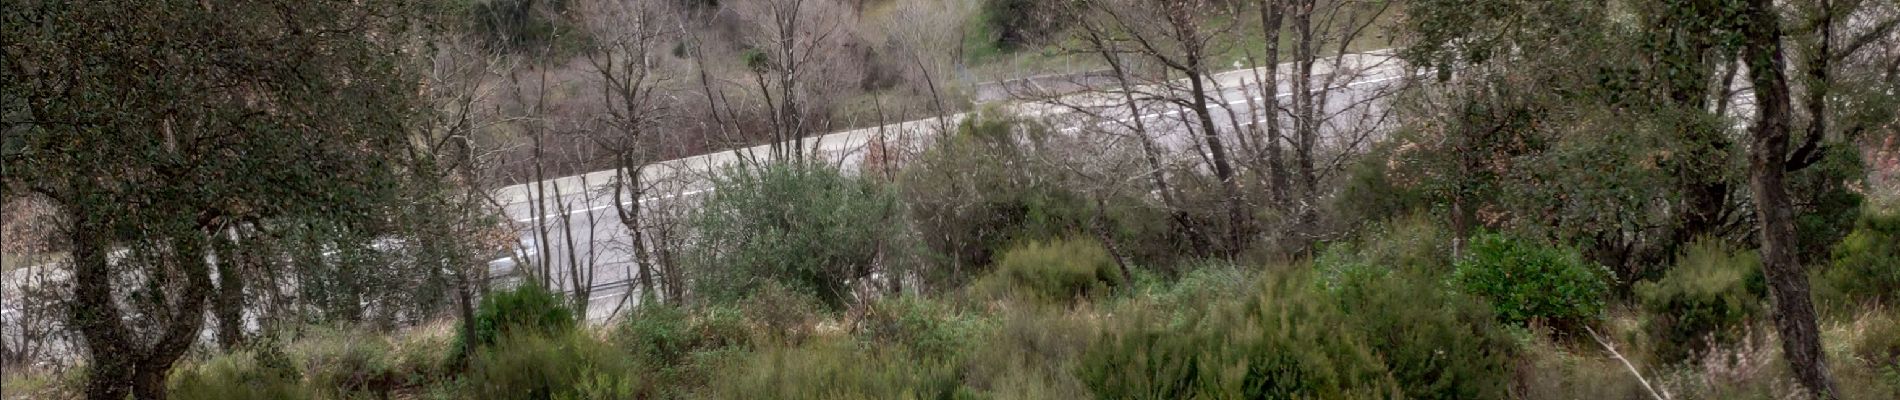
(1635, 239), (1765, 363)
(860, 295), (991, 361)
(690, 163), (904, 310)
(1137, 260), (1256, 314)
(710, 340), (972, 400)
(614, 304), (697, 367)
(1317, 214), (1455, 290)
(1079, 270), (1402, 399)
(461, 283), (575, 353)
(961, 309), (1096, 398)
(1333, 144), (1433, 230)
(1451, 233), (1611, 329)
(169, 347), (308, 400)
(1851, 311), (1900, 387)
(289, 326), (399, 396)
(983, 238), (1123, 303)
(900, 111), (1092, 284)
(466, 330), (657, 400)
(740, 281), (826, 345)
(1817, 209), (1900, 307)
(1332, 270), (1516, 400)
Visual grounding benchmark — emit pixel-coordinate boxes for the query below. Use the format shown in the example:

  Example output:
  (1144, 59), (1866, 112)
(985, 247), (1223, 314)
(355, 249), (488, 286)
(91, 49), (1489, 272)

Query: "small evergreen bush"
(1635, 239), (1765, 363)
(169, 348), (308, 400)
(466, 330), (657, 400)
(900, 111), (1093, 286)
(614, 304), (696, 367)
(740, 281), (826, 345)
(1079, 270), (1402, 399)
(290, 326), (398, 396)
(711, 339), (972, 400)
(1817, 210), (1900, 307)
(1452, 233), (1611, 330)
(986, 238), (1123, 303)
(1333, 270), (1515, 400)
(690, 163), (903, 310)
(860, 295), (989, 361)
(462, 283), (575, 352)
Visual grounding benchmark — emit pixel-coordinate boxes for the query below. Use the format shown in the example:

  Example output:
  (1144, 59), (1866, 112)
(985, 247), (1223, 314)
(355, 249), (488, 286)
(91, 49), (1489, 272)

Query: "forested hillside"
(3, 0), (1897, 399)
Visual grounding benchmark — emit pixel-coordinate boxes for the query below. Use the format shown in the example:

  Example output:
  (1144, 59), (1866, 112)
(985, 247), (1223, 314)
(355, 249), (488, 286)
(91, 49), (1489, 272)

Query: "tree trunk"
(1737, 0), (1838, 397)
(1290, 0), (1320, 241)
(214, 241), (246, 350)
(1258, 0), (1290, 211)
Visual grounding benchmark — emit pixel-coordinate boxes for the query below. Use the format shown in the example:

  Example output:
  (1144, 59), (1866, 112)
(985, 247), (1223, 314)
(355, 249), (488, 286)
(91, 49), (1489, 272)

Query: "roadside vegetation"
(5, 0), (1899, 399)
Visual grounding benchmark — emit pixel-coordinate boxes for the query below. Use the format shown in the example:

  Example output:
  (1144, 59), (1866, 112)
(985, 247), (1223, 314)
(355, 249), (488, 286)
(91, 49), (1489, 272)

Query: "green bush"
(1333, 270), (1515, 400)
(690, 163), (903, 310)
(860, 295), (991, 361)
(961, 309), (1096, 398)
(1316, 215), (1454, 291)
(1451, 233), (1611, 329)
(984, 238), (1123, 303)
(1333, 144), (1434, 230)
(289, 326), (398, 396)
(710, 340), (973, 400)
(900, 111), (1093, 286)
(1140, 260), (1256, 315)
(169, 348), (308, 400)
(1635, 239), (1765, 363)
(740, 281), (825, 345)
(1852, 312), (1900, 388)
(1817, 210), (1900, 307)
(614, 304), (697, 367)
(466, 330), (657, 400)
(1078, 270), (1402, 399)
(461, 283), (575, 353)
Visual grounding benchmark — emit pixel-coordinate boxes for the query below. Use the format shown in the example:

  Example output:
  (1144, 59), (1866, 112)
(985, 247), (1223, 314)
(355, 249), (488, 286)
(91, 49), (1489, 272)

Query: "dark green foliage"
(1078, 271), (1403, 399)
(984, 238), (1123, 303)
(1635, 239), (1765, 363)
(1817, 209), (1900, 307)
(1314, 219), (1515, 399)
(1791, 147), (1869, 264)
(1316, 214), (1455, 289)
(462, 283), (576, 353)
(1332, 271), (1516, 400)
(689, 163), (904, 310)
(900, 111), (1094, 287)
(1451, 233), (1611, 329)
(1334, 145), (1434, 230)
(466, 330), (658, 400)
(613, 304), (697, 367)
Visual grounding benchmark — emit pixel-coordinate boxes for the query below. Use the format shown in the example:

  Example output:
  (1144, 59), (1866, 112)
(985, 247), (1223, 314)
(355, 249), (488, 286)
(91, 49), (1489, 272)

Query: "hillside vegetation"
(4, 0), (1899, 399)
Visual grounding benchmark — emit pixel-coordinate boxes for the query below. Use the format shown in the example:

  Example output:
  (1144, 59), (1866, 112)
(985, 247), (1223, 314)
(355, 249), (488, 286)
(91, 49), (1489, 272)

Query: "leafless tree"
(1280, 0), (1395, 245)
(579, 0), (683, 314)
(732, 0), (863, 161)
(1062, 0), (1252, 255)
(882, 0), (977, 133)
